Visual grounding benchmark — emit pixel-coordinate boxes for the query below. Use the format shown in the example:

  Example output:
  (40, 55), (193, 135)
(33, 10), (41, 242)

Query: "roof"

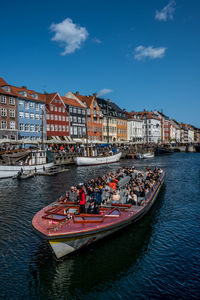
(5, 85), (46, 103)
(127, 111), (161, 121)
(0, 86), (18, 97)
(74, 94), (94, 108)
(0, 78), (7, 86)
(96, 97), (126, 119)
(62, 96), (86, 108)
(45, 93), (58, 104)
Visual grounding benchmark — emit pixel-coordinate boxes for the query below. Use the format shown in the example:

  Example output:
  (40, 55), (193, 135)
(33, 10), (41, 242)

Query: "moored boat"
(32, 168), (165, 259)
(74, 151), (122, 166)
(0, 150), (54, 179)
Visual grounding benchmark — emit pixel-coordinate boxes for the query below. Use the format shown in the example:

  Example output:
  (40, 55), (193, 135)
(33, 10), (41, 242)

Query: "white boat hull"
(74, 152), (122, 166)
(0, 162), (54, 179)
(143, 152), (155, 158)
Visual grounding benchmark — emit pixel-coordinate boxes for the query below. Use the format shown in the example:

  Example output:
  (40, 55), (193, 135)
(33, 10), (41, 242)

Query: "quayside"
(32, 168), (165, 259)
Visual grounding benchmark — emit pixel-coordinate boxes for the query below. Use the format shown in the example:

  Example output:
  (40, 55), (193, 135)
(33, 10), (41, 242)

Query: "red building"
(74, 92), (103, 142)
(45, 93), (70, 138)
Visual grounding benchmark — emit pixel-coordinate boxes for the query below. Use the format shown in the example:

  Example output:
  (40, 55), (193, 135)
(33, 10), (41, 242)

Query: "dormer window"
(30, 93), (38, 100)
(19, 91), (27, 97)
(2, 86), (11, 93)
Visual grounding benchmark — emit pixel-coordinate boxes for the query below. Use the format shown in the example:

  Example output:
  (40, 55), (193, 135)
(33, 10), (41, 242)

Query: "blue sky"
(0, 0), (199, 126)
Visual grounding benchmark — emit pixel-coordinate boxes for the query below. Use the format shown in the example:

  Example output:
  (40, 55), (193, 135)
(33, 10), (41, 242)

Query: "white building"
(126, 113), (143, 142)
(170, 119), (181, 143)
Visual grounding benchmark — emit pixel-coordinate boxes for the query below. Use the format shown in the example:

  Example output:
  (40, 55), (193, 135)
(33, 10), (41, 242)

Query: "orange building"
(74, 92), (103, 142)
(117, 118), (127, 142)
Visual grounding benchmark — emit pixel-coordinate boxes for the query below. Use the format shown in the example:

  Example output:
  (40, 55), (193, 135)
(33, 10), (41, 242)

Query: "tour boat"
(32, 170), (165, 259)
(74, 151), (122, 166)
(0, 150), (54, 179)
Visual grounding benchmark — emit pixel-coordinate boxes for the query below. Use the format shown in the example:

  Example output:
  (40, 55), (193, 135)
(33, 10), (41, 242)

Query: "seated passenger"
(87, 199), (99, 214)
(112, 190), (120, 203)
(128, 191), (137, 205)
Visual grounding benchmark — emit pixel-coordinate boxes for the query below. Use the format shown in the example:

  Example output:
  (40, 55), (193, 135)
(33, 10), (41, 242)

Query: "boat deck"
(33, 200), (144, 238)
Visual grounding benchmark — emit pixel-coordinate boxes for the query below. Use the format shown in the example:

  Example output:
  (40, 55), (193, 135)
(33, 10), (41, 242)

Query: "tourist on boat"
(109, 178), (118, 190)
(78, 184), (86, 213)
(128, 191), (137, 205)
(87, 199), (99, 214)
(112, 190), (120, 203)
(91, 187), (102, 205)
(69, 186), (78, 202)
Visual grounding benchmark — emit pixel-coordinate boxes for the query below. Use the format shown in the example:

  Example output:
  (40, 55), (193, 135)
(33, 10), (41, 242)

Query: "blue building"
(11, 86), (46, 142)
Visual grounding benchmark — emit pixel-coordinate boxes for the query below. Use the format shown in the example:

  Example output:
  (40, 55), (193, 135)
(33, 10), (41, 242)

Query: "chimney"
(75, 91), (79, 95)
(93, 93), (97, 97)
(22, 86), (27, 89)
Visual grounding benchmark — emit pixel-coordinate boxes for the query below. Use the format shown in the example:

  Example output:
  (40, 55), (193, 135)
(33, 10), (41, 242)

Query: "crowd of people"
(65, 166), (163, 214)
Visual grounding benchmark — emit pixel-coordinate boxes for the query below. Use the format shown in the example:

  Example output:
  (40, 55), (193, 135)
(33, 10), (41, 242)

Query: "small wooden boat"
(37, 166), (69, 176)
(156, 147), (174, 155)
(32, 170), (165, 259)
(74, 152), (122, 166)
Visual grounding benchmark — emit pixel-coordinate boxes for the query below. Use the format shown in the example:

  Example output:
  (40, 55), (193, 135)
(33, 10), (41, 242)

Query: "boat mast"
(41, 104), (44, 149)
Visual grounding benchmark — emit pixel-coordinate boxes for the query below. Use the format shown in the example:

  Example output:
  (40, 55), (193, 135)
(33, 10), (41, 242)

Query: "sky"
(0, 0), (200, 127)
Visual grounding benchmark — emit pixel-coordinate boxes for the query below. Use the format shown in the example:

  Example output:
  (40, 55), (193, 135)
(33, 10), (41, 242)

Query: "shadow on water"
(29, 186), (166, 300)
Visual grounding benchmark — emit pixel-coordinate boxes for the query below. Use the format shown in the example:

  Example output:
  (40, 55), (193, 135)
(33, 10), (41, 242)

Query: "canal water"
(0, 153), (200, 300)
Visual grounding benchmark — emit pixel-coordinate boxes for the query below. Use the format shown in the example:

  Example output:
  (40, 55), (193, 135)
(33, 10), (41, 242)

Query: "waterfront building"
(110, 102), (127, 142)
(45, 93), (70, 139)
(63, 92), (87, 141)
(10, 85), (46, 141)
(135, 111), (161, 144)
(179, 123), (195, 143)
(73, 92), (103, 142)
(170, 119), (181, 143)
(126, 112), (144, 143)
(192, 126), (200, 143)
(0, 78), (18, 140)
(154, 110), (170, 143)
(96, 98), (117, 143)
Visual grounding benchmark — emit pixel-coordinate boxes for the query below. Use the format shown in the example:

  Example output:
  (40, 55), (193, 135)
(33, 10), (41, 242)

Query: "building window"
(19, 123), (24, 131)
(70, 116), (73, 122)
(82, 117), (85, 123)
(19, 111), (24, 118)
(62, 107), (65, 113)
(55, 125), (58, 131)
(66, 126), (69, 132)
(19, 100), (24, 106)
(78, 117), (81, 123)
(62, 125), (65, 131)
(59, 125), (62, 131)
(58, 107), (61, 112)
(55, 106), (57, 112)
(35, 114), (39, 120)
(35, 104), (39, 111)
(82, 110), (85, 115)
(1, 96), (7, 104)
(35, 124), (40, 132)
(51, 114), (54, 120)
(9, 97), (15, 105)
(63, 116), (65, 121)
(25, 124), (29, 131)
(51, 124), (54, 131)
(1, 120), (7, 129)
(46, 114), (49, 120)
(30, 113), (34, 119)
(1, 108), (7, 117)
(30, 102), (34, 109)
(59, 115), (61, 121)
(78, 109), (81, 114)
(10, 109), (15, 118)
(74, 126), (77, 135)
(82, 127), (86, 135)
(46, 124), (50, 131)
(70, 127), (73, 135)
(73, 116), (77, 122)
(55, 115), (58, 121)
(25, 102), (29, 110)
(25, 112), (29, 119)
(69, 107), (72, 113)
(9, 121), (15, 130)
(66, 116), (69, 122)
(73, 108), (77, 113)
(50, 105), (53, 111)
(30, 124), (35, 132)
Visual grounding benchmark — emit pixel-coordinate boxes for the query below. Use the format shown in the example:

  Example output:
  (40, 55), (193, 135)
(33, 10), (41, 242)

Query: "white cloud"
(134, 46), (166, 61)
(98, 89), (113, 96)
(155, 0), (176, 22)
(92, 37), (102, 44)
(50, 18), (89, 55)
